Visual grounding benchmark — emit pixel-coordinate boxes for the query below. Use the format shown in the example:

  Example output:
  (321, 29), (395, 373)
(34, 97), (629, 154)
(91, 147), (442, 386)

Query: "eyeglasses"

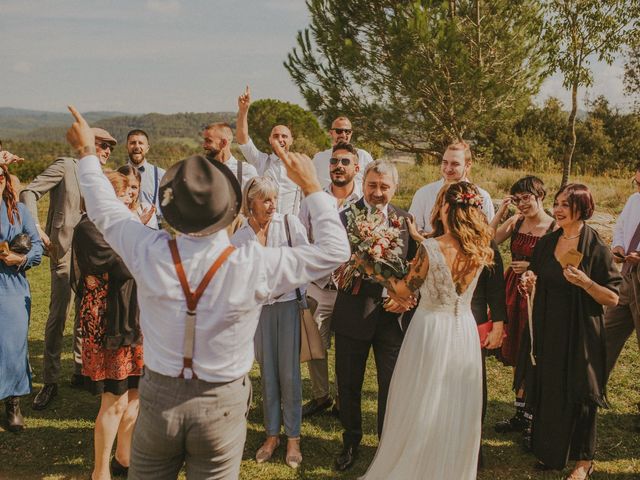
(511, 193), (534, 204)
(331, 128), (352, 135)
(96, 142), (113, 151)
(330, 157), (352, 166)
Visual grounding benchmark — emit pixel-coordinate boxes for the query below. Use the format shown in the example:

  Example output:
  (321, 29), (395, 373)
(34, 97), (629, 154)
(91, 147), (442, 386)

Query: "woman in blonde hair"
(230, 176), (309, 469)
(359, 181), (494, 480)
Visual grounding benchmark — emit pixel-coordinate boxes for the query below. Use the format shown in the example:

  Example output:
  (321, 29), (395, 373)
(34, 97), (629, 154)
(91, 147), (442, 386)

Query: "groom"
(332, 159), (417, 471)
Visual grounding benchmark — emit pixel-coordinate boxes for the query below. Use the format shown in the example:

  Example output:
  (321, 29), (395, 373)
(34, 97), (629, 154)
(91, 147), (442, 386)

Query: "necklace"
(562, 232), (581, 240)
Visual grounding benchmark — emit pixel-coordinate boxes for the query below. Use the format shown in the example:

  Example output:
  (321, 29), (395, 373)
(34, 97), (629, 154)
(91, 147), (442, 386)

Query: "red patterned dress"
(500, 219), (552, 366)
(80, 273), (144, 394)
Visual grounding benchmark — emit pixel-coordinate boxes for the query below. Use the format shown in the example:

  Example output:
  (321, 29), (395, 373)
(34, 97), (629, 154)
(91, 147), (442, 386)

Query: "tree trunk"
(561, 81), (579, 187)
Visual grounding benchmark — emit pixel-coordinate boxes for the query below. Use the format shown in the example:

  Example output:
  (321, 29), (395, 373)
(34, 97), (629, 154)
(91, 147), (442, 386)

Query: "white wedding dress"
(361, 238), (483, 480)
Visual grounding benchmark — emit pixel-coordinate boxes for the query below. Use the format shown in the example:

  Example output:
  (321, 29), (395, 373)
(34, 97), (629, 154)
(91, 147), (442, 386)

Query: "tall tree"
(544, 0), (640, 186)
(285, 0), (550, 159)
(624, 32), (640, 100)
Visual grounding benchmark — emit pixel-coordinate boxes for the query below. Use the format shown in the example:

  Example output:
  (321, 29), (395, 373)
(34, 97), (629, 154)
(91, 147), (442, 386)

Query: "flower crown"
(454, 191), (482, 207)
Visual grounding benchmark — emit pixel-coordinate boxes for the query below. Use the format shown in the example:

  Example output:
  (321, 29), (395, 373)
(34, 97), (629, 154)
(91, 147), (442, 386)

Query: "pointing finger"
(67, 105), (87, 125)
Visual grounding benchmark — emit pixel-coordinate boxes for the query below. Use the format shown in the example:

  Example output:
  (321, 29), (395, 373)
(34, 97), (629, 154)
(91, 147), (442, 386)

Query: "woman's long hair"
(429, 181), (494, 267)
(1, 165), (21, 225)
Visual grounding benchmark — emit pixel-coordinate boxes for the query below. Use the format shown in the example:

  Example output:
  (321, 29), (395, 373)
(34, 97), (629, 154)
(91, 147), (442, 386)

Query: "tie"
(622, 220), (640, 275)
(136, 165), (145, 173)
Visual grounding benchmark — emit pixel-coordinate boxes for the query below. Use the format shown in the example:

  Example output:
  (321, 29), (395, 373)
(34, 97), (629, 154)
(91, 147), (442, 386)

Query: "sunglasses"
(511, 193), (534, 204)
(96, 142), (113, 151)
(331, 128), (352, 135)
(330, 157), (353, 166)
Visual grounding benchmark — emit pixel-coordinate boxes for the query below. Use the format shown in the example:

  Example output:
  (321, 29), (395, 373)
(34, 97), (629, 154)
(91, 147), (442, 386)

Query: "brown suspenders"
(168, 239), (236, 379)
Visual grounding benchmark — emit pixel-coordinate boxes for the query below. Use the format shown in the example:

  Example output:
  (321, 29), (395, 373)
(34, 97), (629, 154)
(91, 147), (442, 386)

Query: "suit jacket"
(20, 157), (83, 264)
(331, 198), (417, 341)
(471, 241), (507, 326)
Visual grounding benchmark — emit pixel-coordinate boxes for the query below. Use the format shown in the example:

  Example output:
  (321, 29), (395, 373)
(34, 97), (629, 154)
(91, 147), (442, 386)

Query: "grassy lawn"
(1, 162), (639, 479)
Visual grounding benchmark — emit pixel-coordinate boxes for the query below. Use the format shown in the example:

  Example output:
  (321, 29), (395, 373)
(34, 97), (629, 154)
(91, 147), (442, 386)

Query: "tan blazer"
(20, 157), (83, 264)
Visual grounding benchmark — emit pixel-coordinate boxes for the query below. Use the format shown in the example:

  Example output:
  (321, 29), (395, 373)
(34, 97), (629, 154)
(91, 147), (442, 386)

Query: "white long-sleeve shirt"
(409, 178), (495, 234)
(612, 192), (640, 252)
(78, 154), (349, 383)
(238, 138), (301, 215)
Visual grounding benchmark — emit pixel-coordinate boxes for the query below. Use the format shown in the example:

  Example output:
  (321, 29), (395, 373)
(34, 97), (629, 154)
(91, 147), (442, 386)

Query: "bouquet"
(334, 204), (408, 292)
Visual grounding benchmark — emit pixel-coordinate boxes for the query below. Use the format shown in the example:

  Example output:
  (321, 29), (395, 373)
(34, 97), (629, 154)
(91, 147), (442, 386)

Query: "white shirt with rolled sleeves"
(78, 154), (350, 383)
(223, 155), (258, 191)
(238, 138), (302, 215)
(312, 147), (374, 188)
(612, 192), (640, 252)
(409, 178), (495, 234)
(230, 213), (309, 304)
(299, 182), (362, 288)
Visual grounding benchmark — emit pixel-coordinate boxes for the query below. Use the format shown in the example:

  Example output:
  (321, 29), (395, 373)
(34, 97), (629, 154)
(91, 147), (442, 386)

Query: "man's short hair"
(363, 159), (398, 186)
(446, 141), (472, 164)
(204, 122), (233, 141)
(127, 129), (149, 141)
(332, 116), (351, 125)
(332, 142), (357, 156)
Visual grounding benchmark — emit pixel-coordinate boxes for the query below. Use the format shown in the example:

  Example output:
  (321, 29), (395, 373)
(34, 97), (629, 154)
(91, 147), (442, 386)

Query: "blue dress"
(0, 202), (43, 400)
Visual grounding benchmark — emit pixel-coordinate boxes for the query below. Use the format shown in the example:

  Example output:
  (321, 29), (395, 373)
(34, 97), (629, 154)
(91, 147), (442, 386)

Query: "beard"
(205, 149), (221, 162)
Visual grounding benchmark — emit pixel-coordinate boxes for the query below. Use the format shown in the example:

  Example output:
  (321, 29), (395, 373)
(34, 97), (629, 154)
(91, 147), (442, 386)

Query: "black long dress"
(517, 225), (621, 469)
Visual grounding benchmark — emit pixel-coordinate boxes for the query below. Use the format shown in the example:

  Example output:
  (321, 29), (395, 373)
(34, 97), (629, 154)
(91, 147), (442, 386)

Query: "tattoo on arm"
(406, 245), (428, 292)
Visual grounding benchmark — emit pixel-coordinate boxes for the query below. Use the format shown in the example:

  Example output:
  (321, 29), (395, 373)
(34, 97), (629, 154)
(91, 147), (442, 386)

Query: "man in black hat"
(65, 105), (350, 480)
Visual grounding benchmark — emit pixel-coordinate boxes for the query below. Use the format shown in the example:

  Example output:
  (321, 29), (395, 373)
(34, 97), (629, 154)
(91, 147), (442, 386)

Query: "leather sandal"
(285, 437), (302, 469)
(255, 437), (280, 464)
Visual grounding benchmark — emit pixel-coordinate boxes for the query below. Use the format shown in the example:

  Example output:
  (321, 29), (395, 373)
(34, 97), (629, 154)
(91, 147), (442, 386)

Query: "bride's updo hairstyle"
(429, 181), (494, 267)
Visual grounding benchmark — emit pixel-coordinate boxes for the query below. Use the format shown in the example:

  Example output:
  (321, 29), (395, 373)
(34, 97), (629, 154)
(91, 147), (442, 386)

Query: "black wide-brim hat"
(159, 155), (242, 236)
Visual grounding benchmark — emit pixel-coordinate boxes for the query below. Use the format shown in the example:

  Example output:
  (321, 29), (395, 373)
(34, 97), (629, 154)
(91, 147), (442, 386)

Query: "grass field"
(1, 162), (639, 479)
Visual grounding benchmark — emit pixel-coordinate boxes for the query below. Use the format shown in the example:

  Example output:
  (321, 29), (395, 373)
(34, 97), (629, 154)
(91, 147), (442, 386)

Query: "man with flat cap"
(66, 105), (350, 480)
(21, 127), (117, 410)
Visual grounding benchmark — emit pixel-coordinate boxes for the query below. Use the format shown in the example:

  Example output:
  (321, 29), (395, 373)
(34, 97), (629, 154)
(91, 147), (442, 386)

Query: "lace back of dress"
(418, 238), (480, 313)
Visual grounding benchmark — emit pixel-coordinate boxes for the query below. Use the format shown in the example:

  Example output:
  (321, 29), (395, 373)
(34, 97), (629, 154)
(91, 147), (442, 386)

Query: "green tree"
(624, 32), (640, 102)
(245, 99), (329, 156)
(543, 0), (640, 186)
(285, 0), (550, 158)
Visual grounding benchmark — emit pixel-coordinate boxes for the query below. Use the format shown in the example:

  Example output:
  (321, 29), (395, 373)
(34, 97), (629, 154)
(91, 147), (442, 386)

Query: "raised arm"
(236, 86), (251, 145)
(66, 106), (158, 274)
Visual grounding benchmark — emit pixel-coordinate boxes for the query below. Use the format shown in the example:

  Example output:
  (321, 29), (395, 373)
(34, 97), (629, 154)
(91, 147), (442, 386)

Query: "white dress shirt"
(612, 192), (640, 252)
(299, 182), (362, 288)
(78, 154), (349, 383)
(221, 155), (258, 191)
(312, 147), (374, 189)
(230, 213), (309, 303)
(238, 138), (301, 215)
(128, 159), (166, 228)
(409, 178), (495, 234)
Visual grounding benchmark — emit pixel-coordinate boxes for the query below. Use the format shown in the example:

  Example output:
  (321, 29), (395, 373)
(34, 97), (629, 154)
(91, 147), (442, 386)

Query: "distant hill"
(0, 108), (130, 139)
(0, 108), (236, 144)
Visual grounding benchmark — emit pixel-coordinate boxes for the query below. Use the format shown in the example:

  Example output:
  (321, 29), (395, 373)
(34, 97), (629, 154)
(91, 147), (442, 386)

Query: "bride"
(358, 181), (494, 479)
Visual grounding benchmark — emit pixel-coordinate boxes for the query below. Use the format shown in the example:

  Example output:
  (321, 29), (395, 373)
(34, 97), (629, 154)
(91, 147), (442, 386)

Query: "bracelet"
(584, 279), (595, 292)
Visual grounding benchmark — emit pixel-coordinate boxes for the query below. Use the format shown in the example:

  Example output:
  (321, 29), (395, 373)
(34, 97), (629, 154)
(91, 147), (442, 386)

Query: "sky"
(0, 0), (634, 114)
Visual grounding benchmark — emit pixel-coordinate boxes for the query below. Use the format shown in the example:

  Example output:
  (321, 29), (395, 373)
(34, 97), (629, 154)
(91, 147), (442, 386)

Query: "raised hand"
(271, 141), (321, 195)
(139, 204), (156, 225)
(66, 105), (96, 158)
(0, 150), (25, 166)
(237, 86), (251, 113)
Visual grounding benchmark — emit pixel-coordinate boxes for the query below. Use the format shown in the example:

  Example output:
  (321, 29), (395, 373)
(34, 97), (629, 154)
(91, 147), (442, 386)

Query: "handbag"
(9, 233), (32, 254)
(284, 215), (326, 363)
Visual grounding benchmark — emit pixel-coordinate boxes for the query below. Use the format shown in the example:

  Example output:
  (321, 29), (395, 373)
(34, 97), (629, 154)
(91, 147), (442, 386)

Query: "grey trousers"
(305, 283), (337, 400)
(129, 369), (251, 480)
(42, 248), (82, 383)
(605, 268), (640, 375)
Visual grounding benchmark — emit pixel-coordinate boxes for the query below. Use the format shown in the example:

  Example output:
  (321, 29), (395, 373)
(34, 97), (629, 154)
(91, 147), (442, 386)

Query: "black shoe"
(335, 445), (358, 471)
(32, 383), (58, 410)
(111, 456), (129, 477)
(70, 374), (84, 389)
(5, 397), (24, 432)
(302, 396), (333, 418)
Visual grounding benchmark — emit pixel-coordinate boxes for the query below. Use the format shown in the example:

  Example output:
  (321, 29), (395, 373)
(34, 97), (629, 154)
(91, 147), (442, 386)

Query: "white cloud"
(11, 61), (33, 74)
(145, 0), (181, 15)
